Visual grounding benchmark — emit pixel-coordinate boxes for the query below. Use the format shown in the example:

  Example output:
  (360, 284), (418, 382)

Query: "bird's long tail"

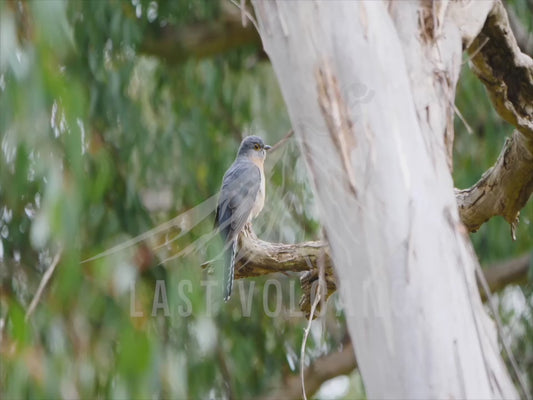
(223, 241), (236, 302)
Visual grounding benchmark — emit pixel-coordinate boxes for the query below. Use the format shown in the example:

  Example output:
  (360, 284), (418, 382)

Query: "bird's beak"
(264, 145), (272, 151)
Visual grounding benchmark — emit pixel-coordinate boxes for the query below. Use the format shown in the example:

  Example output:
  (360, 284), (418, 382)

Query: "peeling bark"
(315, 62), (358, 196)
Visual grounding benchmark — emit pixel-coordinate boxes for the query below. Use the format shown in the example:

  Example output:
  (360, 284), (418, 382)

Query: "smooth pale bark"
(252, 1), (517, 398)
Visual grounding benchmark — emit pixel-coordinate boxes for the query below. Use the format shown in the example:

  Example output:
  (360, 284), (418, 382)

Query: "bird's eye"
(254, 143), (261, 150)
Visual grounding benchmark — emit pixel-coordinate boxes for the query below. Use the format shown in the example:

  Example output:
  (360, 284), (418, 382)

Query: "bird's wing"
(215, 160), (261, 244)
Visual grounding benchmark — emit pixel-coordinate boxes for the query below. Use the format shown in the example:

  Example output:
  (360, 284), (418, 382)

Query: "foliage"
(0, 0), (531, 398)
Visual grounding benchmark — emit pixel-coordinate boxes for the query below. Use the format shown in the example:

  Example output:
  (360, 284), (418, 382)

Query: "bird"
(215, 135), (271, 301)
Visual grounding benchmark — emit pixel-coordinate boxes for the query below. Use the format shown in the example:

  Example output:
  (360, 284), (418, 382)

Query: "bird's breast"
(250, 167), (265, 220)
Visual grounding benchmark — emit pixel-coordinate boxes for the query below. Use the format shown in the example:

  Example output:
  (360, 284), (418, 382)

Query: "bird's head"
(237, 135), (271, 161)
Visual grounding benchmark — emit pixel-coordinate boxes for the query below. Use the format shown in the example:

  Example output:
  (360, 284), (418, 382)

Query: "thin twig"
(317, 250), (327, 341)
(80, 194), (217, 264)
(25, 249), (62, 322)
(228, 0), (259, 32)
(160, 229), (219, 265)
(463, 36), (489, 65)
(453, 103), (473, 134)
(269, 129), (294, 153)
(300, 281), (321, 400)
(240, 0), (247, 27)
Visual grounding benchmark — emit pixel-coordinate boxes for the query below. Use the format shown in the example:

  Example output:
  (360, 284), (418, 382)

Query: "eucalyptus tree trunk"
(252, 1), (518, 398)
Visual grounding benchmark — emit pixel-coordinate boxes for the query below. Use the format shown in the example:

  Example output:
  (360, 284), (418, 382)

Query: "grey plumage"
(215, 136), (270, 301)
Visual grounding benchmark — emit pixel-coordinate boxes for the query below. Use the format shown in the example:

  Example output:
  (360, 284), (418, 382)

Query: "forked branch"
(456, 0), (533, 234)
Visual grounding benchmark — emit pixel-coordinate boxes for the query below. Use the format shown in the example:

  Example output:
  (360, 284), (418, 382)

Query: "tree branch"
(233, 226), (335, 317)
(139, 6), (261, 63)
(233, 226), (331, 278)
(456, 0), (533, 234)
(235, 226), (531, 316)
(483, 252), (531, 294)
(259, 342), (357, 400)
(468, 1), (533, 137)
(456, 130), (533, 235)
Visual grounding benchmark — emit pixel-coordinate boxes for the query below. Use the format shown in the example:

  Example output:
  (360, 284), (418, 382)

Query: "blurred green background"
(0, 1), (531, 398)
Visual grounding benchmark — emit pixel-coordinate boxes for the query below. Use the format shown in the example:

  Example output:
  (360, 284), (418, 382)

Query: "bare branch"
(467, 1), (533, 137)
(25, 249), (62, 321)
(483, 253), (531, 295)
(139, 5), (261, 64)
(259, 342), (357, 400)
(300, 277), (322, 400)
(456, 130), (533, 234)
(235, 226), (531, 314)
(227, 0), (259, 32)
(267, 129), (294, 153)
(233, 225), (332, 279)
(233, 226), (335, 317)
(456, 0), (533, 234)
